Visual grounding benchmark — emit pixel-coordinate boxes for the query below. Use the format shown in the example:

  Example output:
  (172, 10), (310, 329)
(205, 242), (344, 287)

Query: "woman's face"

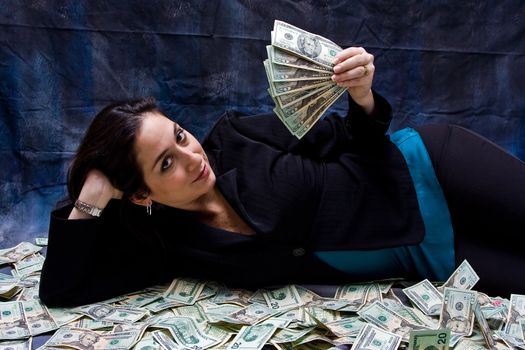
(134, 111), (216, 209)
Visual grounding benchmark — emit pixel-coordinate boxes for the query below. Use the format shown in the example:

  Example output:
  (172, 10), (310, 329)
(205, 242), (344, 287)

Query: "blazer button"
(292, 248), (305, 257)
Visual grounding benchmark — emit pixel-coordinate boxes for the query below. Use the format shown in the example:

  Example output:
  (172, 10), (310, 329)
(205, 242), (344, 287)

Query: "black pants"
(415, 124), (525, 297)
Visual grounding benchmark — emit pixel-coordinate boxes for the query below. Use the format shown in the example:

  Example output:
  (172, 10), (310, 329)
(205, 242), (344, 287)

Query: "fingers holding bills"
(332, 47), (375, 77)
(265, 20), (378, 138)
(265, 20), (347, 138)
(331, 47), (375, 104)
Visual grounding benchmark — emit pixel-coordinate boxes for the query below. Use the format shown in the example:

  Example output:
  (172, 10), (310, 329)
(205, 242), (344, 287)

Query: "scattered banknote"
(0, 301), (31, 340)
(74, 303), (148, 323)
(22, 299), (58, 335)
(494, 329), (525, 349)
(119, 288), (164, 308)
(13, 253), (45, 278)
(70, 316), (114, 330)
(324, 316), (366, 337)
(145, 297), (186, 313)
(439, 260), (480, 291)
(0, 242), (42, 265)
(15, 285), (40, 302)
(0, 338), (32, 350)
(439, 288), (477, 337)
(271, 326), (315, 343)
(47, 306), (83, 326)
(408, 329), (450, 350)
(163, 278), (205, 305)
(382, 293), (437, 329)
(288, 328), (338, 347)
(352, 323), (402, 350)
(473, 301), (497, 349)
(157, 316), (222, 349)
(504, 294), (525, 339)
(334, 284), (370, 312)
(226, 322), (277, 350)
(263, 285), (303, 311)
(364, 284), (384, 305)
(403, 279), (443, 316)
(454, 338), (489, 350)
(265, 20), (347, 139)
(305, 306), (341, 325)
(172, 304), (208, 324)
(225, 302), (277, 325)
(295, 286), (348, 311)
(34, 238), (48, 246)
(0, 274), (21, 299)
(0, 241), (521, 350)
(358, 301), (427, 341)
(45, 326), (141, 349)
(151, 329), (184, 350)
(210, 288), (252, 307)
(199, 300), (244, 323)
(130, 331), (163, 350)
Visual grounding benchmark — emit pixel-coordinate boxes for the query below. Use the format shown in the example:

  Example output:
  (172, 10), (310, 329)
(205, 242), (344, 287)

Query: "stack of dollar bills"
(264, 20), (348, 139)
(1, 240), (525, 350)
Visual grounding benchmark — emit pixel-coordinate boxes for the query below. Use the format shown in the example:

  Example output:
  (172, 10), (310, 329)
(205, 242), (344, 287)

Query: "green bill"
(263, 285), (303, 311)
(226, 322), (277, 350)
(403, 279), (444, 316)
(352, 324), (402, 350)
(0, 301), (31, 340)
(408, 329), (450, 350)
(272, 20), (341, 68)
(163, 278), (205, 305)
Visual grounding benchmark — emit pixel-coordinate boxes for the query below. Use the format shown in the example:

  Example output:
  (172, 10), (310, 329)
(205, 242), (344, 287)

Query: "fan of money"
(264, 20), (347, 139)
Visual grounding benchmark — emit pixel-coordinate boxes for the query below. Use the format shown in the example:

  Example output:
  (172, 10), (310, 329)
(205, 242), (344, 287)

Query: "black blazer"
(40, 91), (424, 307)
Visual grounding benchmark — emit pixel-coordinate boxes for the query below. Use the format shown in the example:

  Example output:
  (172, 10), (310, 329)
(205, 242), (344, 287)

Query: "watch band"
(74, 199), (103, 217)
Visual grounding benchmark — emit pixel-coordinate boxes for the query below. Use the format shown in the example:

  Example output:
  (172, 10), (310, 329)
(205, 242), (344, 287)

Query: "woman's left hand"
(331, 47), (375, 113)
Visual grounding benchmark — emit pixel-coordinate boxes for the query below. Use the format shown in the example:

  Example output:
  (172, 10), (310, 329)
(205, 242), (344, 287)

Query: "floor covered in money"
(0, 241), (520, 350)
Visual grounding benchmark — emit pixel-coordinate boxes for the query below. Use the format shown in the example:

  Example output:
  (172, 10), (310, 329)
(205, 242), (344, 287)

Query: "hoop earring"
(146, 204), (152, 216)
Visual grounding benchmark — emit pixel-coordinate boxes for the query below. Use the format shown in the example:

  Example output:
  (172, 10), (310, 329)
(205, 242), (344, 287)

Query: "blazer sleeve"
(39, 200), (170, 307)
(205, 90), (392, 159)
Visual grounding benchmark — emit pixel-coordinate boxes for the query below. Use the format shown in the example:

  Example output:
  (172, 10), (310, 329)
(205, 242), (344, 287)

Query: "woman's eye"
(161, 156), (173, 171)
(176, 129), (186, 143)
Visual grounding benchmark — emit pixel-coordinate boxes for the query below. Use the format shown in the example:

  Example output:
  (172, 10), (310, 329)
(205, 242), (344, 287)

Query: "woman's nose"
(179, 148), (201, 170)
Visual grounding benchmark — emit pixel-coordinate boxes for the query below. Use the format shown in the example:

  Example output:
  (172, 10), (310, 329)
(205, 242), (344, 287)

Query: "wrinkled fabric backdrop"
(0, 1), (524, 248)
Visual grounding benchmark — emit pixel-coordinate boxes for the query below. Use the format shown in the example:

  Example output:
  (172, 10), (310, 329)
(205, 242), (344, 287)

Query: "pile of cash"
(264, 20), (348, 139)
(1, 240), (524, 350)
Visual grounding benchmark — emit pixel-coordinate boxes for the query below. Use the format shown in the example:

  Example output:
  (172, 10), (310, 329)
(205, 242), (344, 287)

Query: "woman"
(39, 47), (525, 307)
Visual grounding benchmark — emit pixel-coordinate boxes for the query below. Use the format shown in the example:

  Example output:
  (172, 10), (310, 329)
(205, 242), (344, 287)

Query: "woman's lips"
(193, 164), (209, 182)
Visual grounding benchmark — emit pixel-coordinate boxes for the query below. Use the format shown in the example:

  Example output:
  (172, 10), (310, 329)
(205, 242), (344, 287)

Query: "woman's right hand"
(69, 169), (123, 219)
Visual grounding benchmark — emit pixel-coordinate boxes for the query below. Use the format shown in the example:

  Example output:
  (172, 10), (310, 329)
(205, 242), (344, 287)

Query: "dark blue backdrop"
(1, 1), (524, 248)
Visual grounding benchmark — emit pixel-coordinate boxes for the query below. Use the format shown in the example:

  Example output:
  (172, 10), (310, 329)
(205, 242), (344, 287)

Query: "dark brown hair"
(68, 97), (159, 202)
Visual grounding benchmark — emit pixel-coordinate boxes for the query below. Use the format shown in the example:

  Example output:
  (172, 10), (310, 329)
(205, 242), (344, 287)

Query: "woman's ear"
(130, 193), (152, 207)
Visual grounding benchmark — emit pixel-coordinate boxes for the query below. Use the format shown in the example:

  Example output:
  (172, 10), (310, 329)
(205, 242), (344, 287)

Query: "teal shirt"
(315, 127), (455, 281)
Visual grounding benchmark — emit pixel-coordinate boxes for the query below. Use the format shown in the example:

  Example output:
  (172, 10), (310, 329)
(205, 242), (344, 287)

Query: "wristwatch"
(74, 199), (103, 217)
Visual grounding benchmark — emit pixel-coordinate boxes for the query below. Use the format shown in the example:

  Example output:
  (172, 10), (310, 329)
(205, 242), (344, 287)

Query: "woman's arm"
(203, 47), (391, 160)
(39, 171), (167, 307)
(40, 202), (170, 307)
(68, 169), (123, 220)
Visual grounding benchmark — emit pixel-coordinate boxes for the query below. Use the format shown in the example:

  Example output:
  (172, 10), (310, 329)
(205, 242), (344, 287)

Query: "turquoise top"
(314, 127), (455, 281)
